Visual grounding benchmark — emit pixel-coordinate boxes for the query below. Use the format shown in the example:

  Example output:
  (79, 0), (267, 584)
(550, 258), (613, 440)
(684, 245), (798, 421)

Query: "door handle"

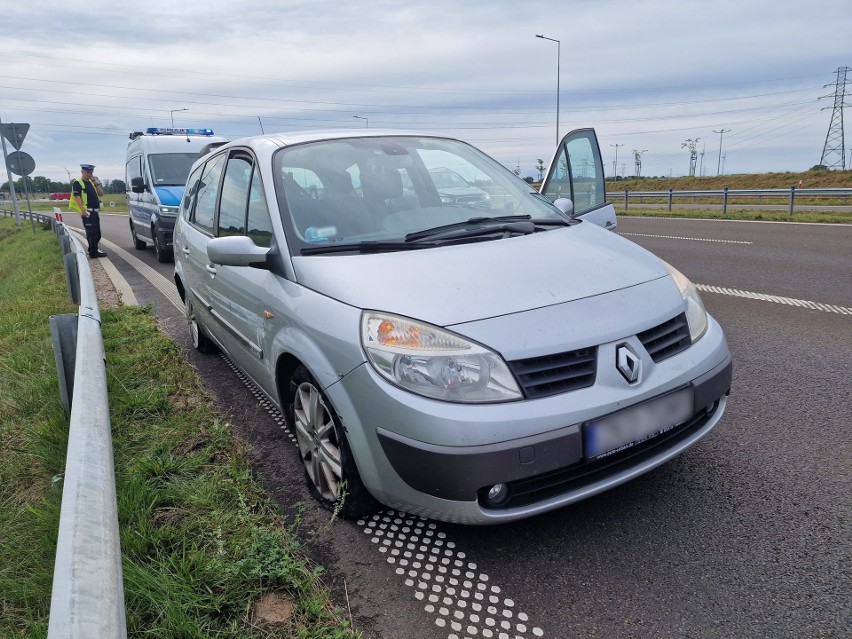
(205, 263), (217, 275)
(181, 245), (190, 255)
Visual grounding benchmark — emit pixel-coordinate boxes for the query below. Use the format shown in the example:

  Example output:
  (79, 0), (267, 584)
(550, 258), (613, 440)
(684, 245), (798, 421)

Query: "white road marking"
(697, 285), (852, 315)
(219, 353), (545, 639)
(361, 511), (545, 639)
(621, 232), (752, 244)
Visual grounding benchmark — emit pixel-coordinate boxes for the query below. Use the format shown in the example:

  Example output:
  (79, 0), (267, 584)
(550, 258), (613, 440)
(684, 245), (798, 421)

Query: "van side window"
(192, 153), (227, 233)
(219, 155), (252, 237)
(126, 155), (143, 188)
(247, 165), (273, 248)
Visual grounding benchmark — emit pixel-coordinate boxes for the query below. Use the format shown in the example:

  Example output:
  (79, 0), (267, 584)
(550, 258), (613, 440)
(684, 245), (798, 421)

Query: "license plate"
(584, 388), (694, 460)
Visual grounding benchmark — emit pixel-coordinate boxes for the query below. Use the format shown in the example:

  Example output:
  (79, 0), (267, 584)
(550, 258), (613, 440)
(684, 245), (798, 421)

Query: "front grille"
(508, 347), (597, 399)
(477, 400), (719, 510)
(637, 312), (691, 362)
(456, 195), (484, 203)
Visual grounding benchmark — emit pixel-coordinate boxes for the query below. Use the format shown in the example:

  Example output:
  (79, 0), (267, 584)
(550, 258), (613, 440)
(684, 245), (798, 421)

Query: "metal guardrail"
(46, 222), (127, 638)
(609, 187), (852, 215)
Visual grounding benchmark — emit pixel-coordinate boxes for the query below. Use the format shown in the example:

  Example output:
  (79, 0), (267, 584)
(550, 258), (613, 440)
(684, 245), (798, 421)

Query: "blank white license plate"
(584, 388), (693, 460)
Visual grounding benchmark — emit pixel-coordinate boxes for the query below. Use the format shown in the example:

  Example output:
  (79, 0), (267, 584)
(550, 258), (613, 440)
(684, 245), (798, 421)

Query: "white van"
(126, 127), (228, 262)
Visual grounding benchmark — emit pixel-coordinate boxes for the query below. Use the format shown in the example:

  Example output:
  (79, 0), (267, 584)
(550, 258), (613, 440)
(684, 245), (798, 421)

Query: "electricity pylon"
(819, 66), (850, 169)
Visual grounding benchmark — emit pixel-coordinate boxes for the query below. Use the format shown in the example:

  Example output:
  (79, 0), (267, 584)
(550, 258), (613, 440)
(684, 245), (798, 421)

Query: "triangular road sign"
(0, 123), (30, 150)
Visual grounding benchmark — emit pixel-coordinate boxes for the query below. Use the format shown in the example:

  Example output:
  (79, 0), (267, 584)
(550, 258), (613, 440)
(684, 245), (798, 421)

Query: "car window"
(247, 165), (273, 248)
(181, 164), (204, 219)
(192, 153), (227, 233)
(218, 155), (252, 237)
(542, 131), (605, 213)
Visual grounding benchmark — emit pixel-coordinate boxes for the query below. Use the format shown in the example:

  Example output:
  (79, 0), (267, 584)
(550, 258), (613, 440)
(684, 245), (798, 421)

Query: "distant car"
(173, 129), (732, 525)
(429, 167), (491, 209)
(50, 193), (71, 200)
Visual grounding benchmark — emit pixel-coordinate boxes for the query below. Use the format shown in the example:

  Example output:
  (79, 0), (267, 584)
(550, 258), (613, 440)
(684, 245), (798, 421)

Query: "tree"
(106, 179), (126, 194)
(535, 158), (545, 181)
(681, 138), (700, 177)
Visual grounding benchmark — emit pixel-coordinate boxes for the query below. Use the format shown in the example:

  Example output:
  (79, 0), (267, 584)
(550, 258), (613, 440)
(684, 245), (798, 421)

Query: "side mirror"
(130, 177), (147, 194)
(553, 197), (574, 216)
(207, 235), (270, 268)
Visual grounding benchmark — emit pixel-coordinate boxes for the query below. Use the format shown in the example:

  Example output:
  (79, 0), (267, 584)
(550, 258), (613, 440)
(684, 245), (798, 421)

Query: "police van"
(126, 127), (227, 262)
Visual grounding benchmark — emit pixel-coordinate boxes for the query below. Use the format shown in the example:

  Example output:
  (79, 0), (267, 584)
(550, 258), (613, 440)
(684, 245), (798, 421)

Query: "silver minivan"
(173, 129), (732, 525)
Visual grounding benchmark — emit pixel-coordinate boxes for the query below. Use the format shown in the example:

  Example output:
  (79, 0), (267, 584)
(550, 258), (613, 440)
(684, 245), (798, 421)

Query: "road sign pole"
(0, 116), (22, 226)
(11, 124), (36, 233)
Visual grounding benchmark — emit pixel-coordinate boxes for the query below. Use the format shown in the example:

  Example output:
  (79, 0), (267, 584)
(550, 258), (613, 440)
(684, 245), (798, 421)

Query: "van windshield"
(148, 153), (200, 186)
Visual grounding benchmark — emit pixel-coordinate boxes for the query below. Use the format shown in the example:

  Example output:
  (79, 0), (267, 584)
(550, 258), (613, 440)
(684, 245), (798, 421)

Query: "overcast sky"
(1, 0), (849, 185)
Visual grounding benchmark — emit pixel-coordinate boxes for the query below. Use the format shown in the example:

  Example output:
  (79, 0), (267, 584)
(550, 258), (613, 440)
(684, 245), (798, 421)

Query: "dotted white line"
(359, 511), (545, 639)
(696, 284), (852, 315)
(621, 232), (752, 244)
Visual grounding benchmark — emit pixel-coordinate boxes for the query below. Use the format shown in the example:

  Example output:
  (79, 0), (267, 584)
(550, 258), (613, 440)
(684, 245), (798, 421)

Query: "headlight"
(160, 206), (178, 214)
(361, 312), (522, 403)
(663, 261), (708, 342)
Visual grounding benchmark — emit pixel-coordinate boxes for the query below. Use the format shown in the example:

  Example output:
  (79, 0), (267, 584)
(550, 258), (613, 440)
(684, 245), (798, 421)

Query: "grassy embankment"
(606, 169), (852, 223)
(0, 217), (361, 638)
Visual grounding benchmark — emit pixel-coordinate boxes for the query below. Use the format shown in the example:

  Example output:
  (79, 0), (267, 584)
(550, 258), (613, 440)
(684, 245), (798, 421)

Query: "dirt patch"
(88, 258), (123, 308)
(251, 592), (295, 625)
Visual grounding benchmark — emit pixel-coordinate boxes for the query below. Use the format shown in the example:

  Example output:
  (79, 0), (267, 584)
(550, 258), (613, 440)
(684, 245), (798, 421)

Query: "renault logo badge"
(616, 343), (641, 383)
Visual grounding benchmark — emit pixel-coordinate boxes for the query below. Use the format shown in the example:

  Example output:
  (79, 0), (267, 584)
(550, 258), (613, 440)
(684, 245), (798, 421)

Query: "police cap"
(80, 164), (95, 171)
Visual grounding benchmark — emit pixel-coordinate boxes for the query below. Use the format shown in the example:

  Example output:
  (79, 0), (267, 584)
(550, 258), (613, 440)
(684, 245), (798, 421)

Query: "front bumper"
(379, 357), (730, 512)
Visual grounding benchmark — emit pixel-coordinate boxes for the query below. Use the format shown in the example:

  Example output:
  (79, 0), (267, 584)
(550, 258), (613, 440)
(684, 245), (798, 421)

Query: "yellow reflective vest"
(69, 178), (95, 213)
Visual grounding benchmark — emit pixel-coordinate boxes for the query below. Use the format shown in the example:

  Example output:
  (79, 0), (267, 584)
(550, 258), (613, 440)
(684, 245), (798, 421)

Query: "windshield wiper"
(405, 215), (571, 243)
(300, 241), (438, 255)
(405, 215), (532, 242)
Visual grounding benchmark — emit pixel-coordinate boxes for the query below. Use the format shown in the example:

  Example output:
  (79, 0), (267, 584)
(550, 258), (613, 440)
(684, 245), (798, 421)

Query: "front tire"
(289, 365), (378, 519)
(131, 224), (146, 250)
(154, 232), (172, 263)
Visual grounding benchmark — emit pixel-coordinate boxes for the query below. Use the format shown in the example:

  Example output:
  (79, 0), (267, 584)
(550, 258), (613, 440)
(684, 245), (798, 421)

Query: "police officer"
(70, 163), (107, 258)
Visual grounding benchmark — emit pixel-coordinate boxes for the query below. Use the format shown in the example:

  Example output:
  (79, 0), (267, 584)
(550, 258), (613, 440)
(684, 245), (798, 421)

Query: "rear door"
(540, 128), (617, 230)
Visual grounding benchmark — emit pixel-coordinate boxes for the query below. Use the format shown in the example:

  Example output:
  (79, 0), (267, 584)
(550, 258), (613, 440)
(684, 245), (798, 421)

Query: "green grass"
(0, 218), (361, 638)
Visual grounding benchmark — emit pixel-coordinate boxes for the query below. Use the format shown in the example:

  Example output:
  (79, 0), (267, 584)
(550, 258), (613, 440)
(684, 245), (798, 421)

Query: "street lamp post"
(610, 144), (623, 178)
(536, 34), (560, 146)
(713, 129), (731, 176)
(170, 108), (188, 127)
(353, 115), (369, 128)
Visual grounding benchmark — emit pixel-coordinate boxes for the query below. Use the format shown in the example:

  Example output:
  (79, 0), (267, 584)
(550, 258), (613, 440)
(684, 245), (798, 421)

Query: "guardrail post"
(624, 190), (629, 210)
(668, 188), (673, 212)
(722, 187), (729, 216)
(789, 185), (796, 216)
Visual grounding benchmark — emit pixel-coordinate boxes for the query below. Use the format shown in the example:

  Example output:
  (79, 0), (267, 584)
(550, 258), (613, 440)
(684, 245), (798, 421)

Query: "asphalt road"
(65, 212), (851, 639)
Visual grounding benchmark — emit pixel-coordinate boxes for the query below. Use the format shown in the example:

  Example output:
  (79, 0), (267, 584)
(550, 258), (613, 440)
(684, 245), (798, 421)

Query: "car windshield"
(148, 153), (200, 186)
(272, 136), (567, 254)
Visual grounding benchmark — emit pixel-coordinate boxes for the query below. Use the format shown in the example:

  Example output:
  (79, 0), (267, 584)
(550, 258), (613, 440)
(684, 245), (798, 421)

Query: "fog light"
(486, 483), (509, 507)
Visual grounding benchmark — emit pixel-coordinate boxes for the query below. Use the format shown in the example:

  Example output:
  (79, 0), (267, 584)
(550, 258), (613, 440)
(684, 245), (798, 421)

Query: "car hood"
(291, 223), (669, 326)
(153, 185), (185, 207)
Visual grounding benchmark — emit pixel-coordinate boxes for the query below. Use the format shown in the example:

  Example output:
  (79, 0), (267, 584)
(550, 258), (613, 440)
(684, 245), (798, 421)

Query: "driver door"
(540, 128), (617, 231)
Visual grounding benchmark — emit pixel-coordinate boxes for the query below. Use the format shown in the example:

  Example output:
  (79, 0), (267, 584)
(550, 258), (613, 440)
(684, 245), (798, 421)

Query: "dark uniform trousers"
(81, 209), (102, 257)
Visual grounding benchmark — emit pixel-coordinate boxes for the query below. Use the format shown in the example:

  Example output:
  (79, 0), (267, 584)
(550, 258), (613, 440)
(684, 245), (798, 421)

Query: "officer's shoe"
(90, 250), (108, 258)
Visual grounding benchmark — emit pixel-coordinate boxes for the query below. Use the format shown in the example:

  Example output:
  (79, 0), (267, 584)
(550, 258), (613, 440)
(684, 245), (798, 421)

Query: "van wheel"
(154, 234), (172, 263)
(186, 298), (217, 354)
(131, 225), (146, 250)
(289, 365), (378, 519)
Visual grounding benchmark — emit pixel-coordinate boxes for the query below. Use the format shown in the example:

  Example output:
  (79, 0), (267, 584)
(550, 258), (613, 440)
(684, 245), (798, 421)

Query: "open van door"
(540, 128), (617, 231)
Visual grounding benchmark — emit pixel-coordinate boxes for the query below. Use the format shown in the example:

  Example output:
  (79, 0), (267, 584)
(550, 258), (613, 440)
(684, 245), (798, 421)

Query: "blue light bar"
(145, 127), (215, 136)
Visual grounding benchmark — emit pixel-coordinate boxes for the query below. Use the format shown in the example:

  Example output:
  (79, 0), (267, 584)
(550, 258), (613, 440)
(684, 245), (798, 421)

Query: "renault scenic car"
(173, 129), (732, 525)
